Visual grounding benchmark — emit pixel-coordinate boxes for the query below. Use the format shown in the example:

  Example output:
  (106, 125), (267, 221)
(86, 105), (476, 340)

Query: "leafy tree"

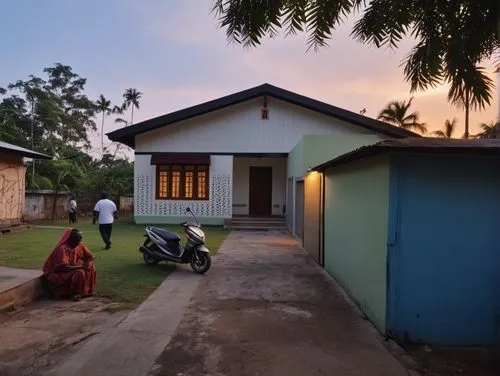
(96, 95), (112, 155)
(213, 0), (499, 134)
(431, 118), (458, 138)
(122, 88), (142, 125)
(76, 154), (134, 204)
(474, 121), (500, 139)
(377, 97), (427, 134)
(0, 95), (30, 146)
(0, 64), (135, 206)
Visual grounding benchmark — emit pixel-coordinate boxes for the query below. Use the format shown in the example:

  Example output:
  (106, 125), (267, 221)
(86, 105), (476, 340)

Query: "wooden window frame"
(156, 165), (210, 201)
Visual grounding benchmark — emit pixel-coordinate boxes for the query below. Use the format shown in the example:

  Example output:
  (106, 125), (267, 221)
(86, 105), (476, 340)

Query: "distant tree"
(122, 88), (142, 125)
(432, 118), (458, 138)
(474, 121), (500, 139)
(96, 95), (112, 155)
(377, 97), (427, 134)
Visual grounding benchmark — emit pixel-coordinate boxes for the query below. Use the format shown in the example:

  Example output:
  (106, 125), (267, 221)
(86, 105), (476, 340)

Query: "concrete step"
(0, 266), (43, 311)
(231, 221), (286, 227)
(229, 217), (287, 231)
(231, 217), (285, 223)
(231, 224), (288, 231)
(0, 224), (33, 236)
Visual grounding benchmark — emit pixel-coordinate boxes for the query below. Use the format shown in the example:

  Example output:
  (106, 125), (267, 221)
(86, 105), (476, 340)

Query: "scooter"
(139, 207), (212, 274)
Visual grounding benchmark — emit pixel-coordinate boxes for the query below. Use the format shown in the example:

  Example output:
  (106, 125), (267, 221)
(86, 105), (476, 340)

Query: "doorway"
(249, 166), (273, 216)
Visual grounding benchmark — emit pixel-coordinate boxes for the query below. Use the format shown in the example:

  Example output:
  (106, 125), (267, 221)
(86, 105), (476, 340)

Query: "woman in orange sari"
(43, 228), (97, 301)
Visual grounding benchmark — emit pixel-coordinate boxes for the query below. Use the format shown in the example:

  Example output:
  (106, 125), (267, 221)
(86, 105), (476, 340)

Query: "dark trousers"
(69, 211), (77, 224)
(99, 224), (113, 245)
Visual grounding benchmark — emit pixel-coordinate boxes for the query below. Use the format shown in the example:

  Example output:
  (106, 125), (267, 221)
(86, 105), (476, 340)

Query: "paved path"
(149, 231), (408, 376)
(51, 270), (203, 376)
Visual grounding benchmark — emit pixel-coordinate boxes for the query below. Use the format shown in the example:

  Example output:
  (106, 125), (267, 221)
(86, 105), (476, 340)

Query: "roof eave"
(106, 83), (420, 147)
(0, 147), (53, 160)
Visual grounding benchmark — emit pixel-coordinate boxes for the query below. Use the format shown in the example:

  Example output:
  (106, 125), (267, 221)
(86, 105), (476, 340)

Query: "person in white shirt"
(68, 197), (77, 224)
(93, 193), (117, 250)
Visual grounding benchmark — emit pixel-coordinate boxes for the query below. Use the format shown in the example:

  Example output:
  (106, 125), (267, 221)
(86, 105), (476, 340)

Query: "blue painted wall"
(387, 152), (500, 345)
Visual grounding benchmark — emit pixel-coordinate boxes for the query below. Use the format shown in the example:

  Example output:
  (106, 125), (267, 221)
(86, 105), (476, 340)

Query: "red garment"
(43, 229), (97, 297)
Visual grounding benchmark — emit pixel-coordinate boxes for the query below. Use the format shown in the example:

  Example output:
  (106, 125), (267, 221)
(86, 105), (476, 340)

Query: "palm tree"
(114, 118), (129, 127)
(432, 118), (458, 138)
(96, 95), (112, 155)
(447, 74), (494, 139)
(377, 97), (427, 134)
(474, 121), (500, 139)
(122, 88), (142, 125)
(213, 1), (497, 125)
(112, 118), (129, 158)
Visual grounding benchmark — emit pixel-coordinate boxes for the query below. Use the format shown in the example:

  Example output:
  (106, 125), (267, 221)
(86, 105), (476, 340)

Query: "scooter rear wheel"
(143, 253), (160, 265)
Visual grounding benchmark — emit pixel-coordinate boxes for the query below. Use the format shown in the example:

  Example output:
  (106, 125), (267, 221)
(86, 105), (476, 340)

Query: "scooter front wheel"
(143, 252), (160, 265)
(190, 252), (211, 274)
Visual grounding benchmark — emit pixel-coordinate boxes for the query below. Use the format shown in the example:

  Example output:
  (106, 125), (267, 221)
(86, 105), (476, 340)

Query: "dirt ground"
(0, 297), (127, 376)
(403, 344), (500, 376)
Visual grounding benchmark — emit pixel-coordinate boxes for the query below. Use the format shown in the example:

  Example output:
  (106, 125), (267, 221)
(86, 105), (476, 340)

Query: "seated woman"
(42, 228), (97, 301)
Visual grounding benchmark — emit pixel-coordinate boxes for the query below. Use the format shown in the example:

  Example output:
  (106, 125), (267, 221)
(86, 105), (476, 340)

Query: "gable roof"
(313, 138), (500, 170)
(0, 140), (52, 160)
(107, 83), (419, 148)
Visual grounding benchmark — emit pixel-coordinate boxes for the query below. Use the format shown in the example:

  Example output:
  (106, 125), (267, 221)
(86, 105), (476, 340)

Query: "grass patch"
(0, 218), (229, 308)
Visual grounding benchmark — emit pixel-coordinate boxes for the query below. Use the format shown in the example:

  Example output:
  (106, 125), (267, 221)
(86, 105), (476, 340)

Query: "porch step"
(230, 217), (287, 231)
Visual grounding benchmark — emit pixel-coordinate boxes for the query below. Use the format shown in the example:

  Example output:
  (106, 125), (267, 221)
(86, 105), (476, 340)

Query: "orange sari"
(43, 229), (97, 297)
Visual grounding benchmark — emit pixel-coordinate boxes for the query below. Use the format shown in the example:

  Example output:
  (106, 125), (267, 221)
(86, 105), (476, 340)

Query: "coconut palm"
(114, 118), (128, 127)
(432, 118), (458, 138)
(122, 88), (142, 125)
(377, 98), (427, 134)
(96, 95), (112, 155)
(474, 121), (500, 139)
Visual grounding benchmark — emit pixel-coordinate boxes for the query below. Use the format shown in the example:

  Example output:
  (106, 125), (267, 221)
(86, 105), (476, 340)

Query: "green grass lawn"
(0, 218), (229, 309)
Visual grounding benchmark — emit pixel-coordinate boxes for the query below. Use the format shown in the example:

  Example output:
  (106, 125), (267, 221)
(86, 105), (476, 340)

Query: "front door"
(249, 166), (272, 216)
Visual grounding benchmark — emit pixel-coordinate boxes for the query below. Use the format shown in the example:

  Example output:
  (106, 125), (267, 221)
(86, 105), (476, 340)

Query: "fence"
(24, 190), (70, 221)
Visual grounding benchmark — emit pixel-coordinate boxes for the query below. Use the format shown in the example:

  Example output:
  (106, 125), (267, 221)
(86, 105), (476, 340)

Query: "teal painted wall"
(287, 138), (305, 178)
(323, 155), (390, 332)
(287, 134), (383, 178)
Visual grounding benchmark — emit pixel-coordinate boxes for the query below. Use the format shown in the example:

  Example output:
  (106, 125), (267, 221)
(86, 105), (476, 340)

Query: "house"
(312, 138), (500, 345)
(107, 84), (415, 226)
(0, 141), (52, 225)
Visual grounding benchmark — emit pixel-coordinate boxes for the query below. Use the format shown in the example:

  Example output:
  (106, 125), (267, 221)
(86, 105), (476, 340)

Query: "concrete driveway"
(149, 231), (408, 376)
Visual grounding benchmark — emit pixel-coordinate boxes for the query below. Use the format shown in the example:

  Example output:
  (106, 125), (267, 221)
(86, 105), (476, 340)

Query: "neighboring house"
(107, 84), (415, 225)
(0, 141), (52, 225)
(312, 138), (500, 345)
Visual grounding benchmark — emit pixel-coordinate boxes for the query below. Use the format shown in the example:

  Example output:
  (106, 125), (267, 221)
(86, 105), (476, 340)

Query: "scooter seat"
(150, 227), (181, 242)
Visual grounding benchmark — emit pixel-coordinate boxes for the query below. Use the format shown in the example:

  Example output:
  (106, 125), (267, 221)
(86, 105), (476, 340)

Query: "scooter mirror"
(186, 207), (191, 212)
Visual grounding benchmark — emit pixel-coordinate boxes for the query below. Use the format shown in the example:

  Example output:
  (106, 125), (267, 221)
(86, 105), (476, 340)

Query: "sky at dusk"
(1, 0), (499, 158)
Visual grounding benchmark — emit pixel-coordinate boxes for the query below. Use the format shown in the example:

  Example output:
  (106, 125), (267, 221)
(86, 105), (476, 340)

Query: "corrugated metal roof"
(0, 141), (52, 160)
(313, 137), (500, 170)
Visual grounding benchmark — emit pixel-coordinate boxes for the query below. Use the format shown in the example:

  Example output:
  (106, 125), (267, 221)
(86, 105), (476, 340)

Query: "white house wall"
(134, 154), (233, 224)
(135, 97), (374, 154)
(232, 157), (287, 216)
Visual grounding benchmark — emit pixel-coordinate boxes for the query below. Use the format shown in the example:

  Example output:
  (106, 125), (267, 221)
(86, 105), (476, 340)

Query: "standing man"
(68, 197), (77, 224)
(93, 193), (117, 250)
